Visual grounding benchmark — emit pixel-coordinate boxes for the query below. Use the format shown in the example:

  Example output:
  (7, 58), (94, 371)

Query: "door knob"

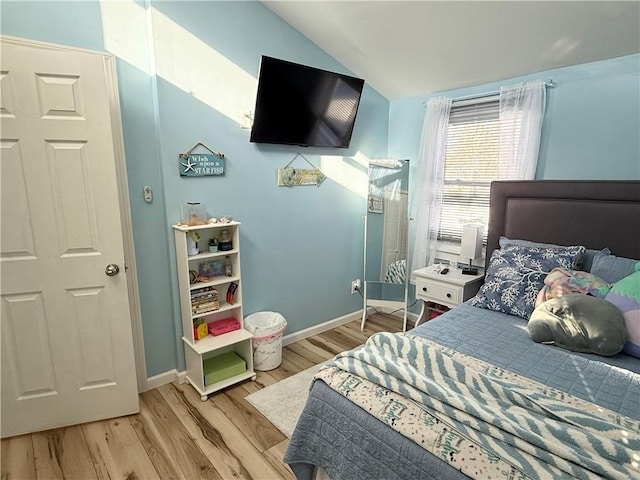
(105, 264), (120, 276)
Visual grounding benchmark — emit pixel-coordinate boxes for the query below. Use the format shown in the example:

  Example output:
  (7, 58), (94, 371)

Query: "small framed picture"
(198, 260), (225, 282)
(367, 195), (383, 214)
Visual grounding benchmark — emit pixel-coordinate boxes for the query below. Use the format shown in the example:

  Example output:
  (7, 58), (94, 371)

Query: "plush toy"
(605, 262), (640, 358)
(529, 294), (627, 356)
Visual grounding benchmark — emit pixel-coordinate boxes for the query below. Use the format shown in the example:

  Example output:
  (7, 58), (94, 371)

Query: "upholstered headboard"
(486, 180), (640, 271)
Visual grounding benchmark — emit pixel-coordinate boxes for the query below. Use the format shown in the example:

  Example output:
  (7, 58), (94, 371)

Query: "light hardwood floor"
(1, 312), (405, 480)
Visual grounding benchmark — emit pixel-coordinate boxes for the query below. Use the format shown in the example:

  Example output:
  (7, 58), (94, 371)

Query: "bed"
(285, 180), (640, 480)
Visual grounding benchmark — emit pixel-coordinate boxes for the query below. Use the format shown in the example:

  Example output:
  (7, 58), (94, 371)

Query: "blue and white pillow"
(472, 244), (586, 319)
(498, 236), (609, 271)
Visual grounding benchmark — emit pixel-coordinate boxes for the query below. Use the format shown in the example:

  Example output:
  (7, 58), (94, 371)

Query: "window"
(439, 98), (499, 242)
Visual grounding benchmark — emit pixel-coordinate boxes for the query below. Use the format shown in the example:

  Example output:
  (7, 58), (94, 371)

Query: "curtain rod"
(423, 79), (556, 106)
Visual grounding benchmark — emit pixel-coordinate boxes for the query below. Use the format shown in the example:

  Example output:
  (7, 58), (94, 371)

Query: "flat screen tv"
(250, 56), (365, 148)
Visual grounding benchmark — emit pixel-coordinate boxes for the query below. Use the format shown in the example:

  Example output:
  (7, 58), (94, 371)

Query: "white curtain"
(411, 97), (451, 271)
(497, 80), (547, 179)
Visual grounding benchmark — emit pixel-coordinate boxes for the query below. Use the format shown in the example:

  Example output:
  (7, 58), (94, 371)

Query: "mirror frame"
(360, 159), (410, 332)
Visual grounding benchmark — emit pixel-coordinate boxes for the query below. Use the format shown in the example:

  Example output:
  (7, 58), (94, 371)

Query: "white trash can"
(245, 311), (287, 371)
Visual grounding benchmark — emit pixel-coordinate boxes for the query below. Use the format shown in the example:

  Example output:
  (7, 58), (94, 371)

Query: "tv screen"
(250, 56), (365, 148)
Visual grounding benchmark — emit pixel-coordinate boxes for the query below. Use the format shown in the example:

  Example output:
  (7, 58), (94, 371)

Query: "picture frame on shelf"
(199, 259), (225, 281)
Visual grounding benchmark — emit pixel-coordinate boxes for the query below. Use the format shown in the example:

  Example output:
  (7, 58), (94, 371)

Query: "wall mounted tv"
(250, 56), (365, 148)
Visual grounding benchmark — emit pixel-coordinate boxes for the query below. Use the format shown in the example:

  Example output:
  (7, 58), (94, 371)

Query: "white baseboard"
(364, 307), (419, 330)
(282, 309), (363, 347)
(146, 309), (375, 391)
(145, 368), (187, 391)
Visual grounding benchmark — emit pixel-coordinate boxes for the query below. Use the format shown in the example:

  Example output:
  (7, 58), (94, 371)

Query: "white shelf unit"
(172, 221), (255, 400)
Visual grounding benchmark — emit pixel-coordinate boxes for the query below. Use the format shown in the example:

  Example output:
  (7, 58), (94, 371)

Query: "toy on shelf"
(193, 319), (208, 340)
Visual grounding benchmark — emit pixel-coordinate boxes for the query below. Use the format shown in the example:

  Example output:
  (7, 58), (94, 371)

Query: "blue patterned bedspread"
(320, 333), (638, 479)
(285, 304), (640, 480)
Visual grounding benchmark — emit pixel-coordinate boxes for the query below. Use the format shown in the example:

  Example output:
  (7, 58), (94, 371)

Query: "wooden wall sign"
(277, 153), (326, 187)
(277, 167), (326, 187)
(179, 143), (225, 177)
(180, 154), (225, 177)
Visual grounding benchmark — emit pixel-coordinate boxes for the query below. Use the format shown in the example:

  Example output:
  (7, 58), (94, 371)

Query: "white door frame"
(1, 35), (148, 392)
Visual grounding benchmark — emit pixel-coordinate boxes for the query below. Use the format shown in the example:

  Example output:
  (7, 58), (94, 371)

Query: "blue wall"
(3, 0), (639, 379)
(2, 0), (389, 377)
(389, 54), (640, 185)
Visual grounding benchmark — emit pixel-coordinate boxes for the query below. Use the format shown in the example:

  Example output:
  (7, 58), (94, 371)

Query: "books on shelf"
(191, 286), (219, 314)
(191, 286), (216, 296)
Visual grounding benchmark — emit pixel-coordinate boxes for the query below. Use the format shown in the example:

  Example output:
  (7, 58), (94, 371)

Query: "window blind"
(439, 99), (499, 242)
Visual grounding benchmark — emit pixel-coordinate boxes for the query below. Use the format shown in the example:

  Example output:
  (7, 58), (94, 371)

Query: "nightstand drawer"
(415, 279), (462, 305)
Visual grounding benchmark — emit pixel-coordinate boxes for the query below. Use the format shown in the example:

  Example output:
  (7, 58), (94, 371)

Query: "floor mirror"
(361, 159), (410, 332)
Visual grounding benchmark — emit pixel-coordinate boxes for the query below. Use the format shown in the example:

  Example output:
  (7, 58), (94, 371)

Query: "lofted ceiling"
(263, 1), (640, 100)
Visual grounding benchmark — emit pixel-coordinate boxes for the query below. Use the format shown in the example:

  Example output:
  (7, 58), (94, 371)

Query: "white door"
(0, 37), (139, 437)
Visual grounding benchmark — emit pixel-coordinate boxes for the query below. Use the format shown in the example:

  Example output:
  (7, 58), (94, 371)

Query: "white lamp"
(459, 224), (484, 275)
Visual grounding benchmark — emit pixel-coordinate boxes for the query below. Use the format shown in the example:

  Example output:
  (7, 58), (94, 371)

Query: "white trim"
(104, 53), (148, 394)
(282, 310), (363, 347)
(145, 369), (187, 391)
(366, 305), (418, 322)
(0, 34), (109, 56)
(365, 299), (405, 311)
(146, 308), (417, 392)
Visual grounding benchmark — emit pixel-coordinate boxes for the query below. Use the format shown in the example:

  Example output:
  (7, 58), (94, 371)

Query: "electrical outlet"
(351, 278), (361, 295)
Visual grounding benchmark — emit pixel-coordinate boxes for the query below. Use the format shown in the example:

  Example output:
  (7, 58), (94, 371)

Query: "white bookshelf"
(172, 221), (255, 400)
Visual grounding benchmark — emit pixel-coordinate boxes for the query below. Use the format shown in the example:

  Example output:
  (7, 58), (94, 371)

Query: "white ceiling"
(264, 1), (640, 100)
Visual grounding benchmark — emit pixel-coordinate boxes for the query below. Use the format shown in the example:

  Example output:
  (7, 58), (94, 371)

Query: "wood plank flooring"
(1, 312), (404, 480)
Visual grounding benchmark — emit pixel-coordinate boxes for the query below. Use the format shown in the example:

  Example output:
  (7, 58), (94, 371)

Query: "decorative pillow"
(535, 268), (610, 307)
(498, 237), (603, 271)
(471, 244), (585, 319)
(528, 294), (628, 356)
(498, 236), (564, 249)
(581, 247), (611, 272)
(591, 254), (639, 284)
(604, 263), (640, 358)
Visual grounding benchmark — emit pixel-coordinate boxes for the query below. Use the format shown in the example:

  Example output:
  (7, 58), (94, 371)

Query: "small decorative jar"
(208, 237), (219, 253)
(181, 202), (208, 226)
(219, 229), (233, 251)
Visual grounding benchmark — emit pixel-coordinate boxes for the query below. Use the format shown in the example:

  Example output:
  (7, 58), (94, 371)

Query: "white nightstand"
(412, 267), (484, 327)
